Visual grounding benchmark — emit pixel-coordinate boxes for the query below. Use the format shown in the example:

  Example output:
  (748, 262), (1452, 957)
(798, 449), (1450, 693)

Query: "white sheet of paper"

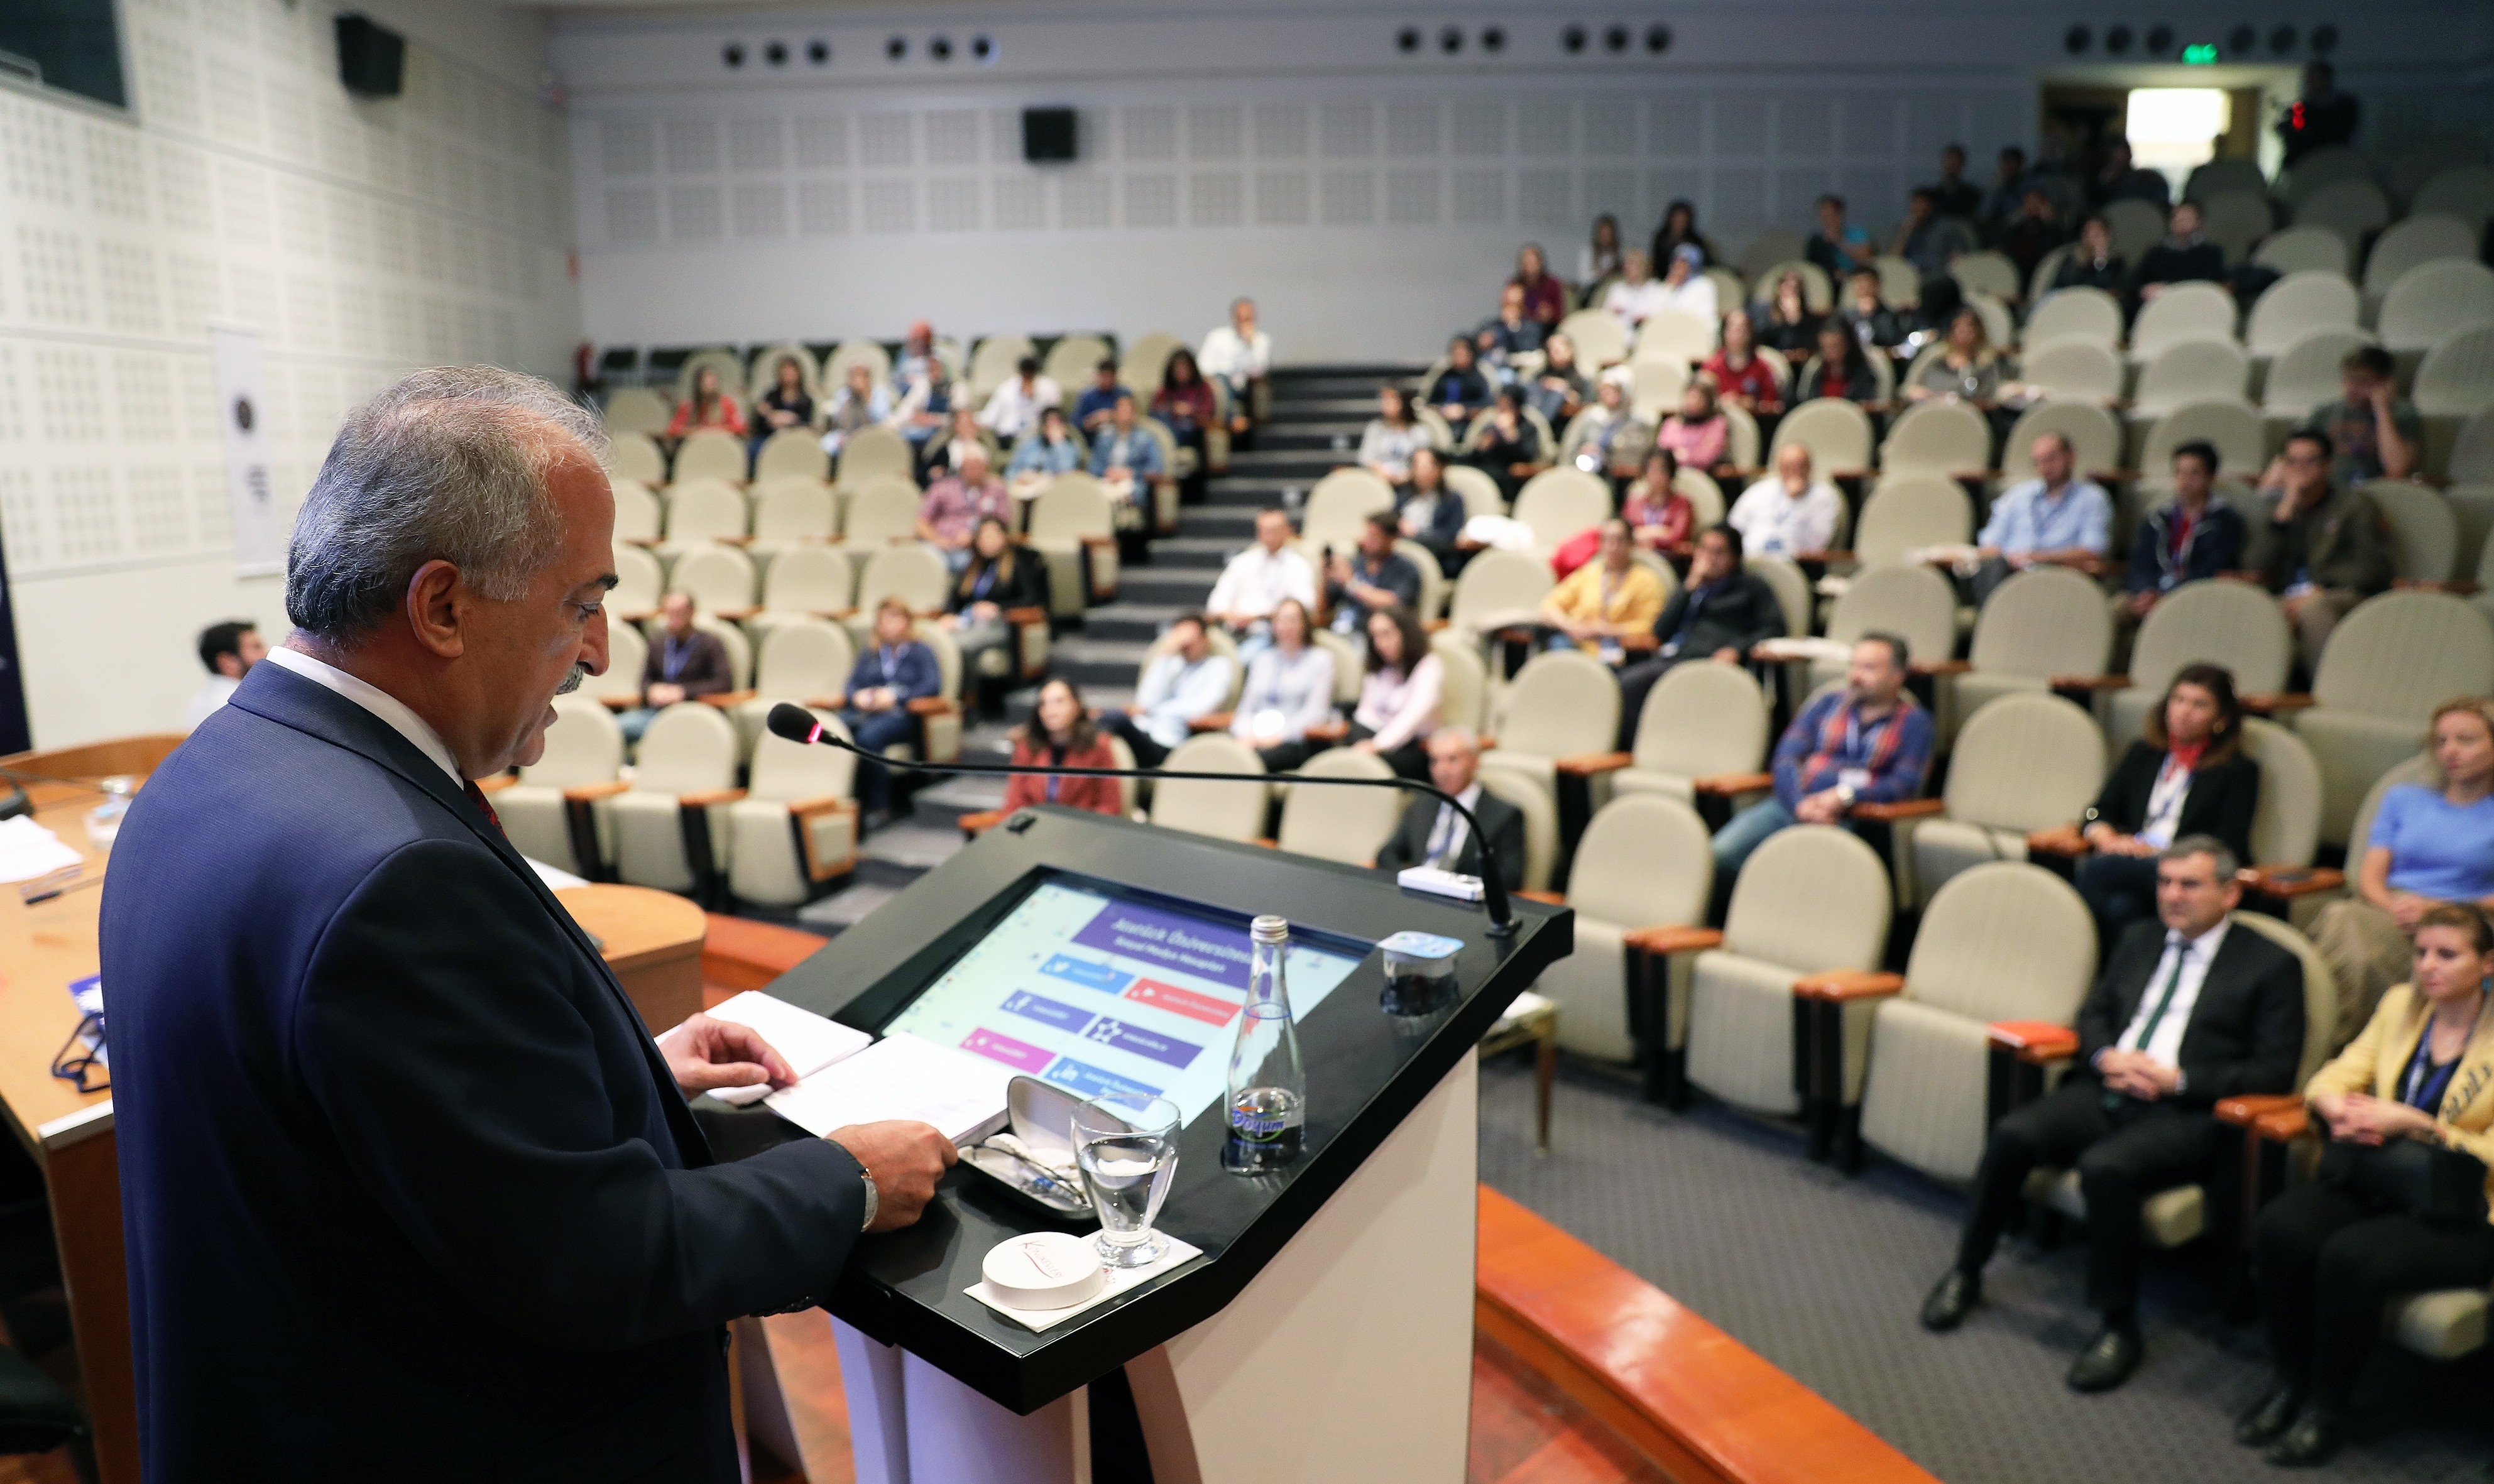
(765, 1031), (1012, 1143)
(0, 817), (85, 885)
(701, 991), (876, 1106)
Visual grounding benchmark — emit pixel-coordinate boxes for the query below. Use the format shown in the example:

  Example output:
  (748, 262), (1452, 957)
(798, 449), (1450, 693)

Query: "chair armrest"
(618, 609), (657, 627)
(1079, 533), (1116, 548)
(785, 794), (855, 822)
(676, 788), (747, 808)
(1622, 925), (1723, 956)
(1987, 1020), (2079, 1064)
(2239, 692), (2315, 716)
(2395, 577), (2483, 596)
(957, 809), (1005, 837)
(905, 696), (956, 716)
(1813, 549), (1856, 565)
(2026, 826), (2089, 859)
(1851, 797), (1945, 821)
(1190, 712), (1235, 733)
(476, 772), (519, 795)
(1249, 837), (1279, 848)
(1791, 969), (1906, 1002)
(697, 689), (758, 709)
(1424, 618), (1450, 631)
(2050, 673), (2131, 691)
(2253, 1105), (2312, 1142)
(1306, 719), (1348, 743)
(1553, 751), (1634, 777)
(2236, 865), (2345, 898)
(623, 536), (661, 549)
(1692, 771), (1775, 797)
(599, 695), (638, 712)
(1614, 631), (1660, 652)
(1913, 658), (1973, 676)
(716, 535), (755, 547)
(1515, 888), (1567, 905)
(809, 607), (858, 622)
(563, 780), (633, 803)
(2216, 1093), (2305, 1128)
(1003, 606), (1049, 625)
(712, 606), (760, 622)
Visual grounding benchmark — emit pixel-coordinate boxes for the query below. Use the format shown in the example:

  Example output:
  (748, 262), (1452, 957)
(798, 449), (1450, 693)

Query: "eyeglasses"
(52, 1010), (107, 1094)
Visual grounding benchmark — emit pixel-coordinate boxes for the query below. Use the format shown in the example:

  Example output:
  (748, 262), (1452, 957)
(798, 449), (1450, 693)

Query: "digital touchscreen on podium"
(882, 878), (1369, 1125)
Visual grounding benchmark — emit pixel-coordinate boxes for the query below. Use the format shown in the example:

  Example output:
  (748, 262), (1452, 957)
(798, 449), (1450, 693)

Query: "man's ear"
(404, 559), (468, 659)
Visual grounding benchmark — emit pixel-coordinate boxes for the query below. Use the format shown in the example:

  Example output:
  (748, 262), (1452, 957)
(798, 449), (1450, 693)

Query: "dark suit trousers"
(1955, 1076), (2219, 1316)
(2255, 1180), (2494, 1404)
(842, 707), (920, 812)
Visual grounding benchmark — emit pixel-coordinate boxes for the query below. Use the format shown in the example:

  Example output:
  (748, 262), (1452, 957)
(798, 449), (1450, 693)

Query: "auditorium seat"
(610, 477), (663, 545)
(1856, 863), (2096, 1181)
(590, 621), (648, 709)
(1511, 469), (1611, 554)
(1310, 627), (1364, 709)
(1396, 540), (1449, 624)
(967, 333), (1037, 404)
(2364, 479), (2461, 583)
(2128, 340), (2251, 420)
(2259, 327), (2376, 427)
(832, 475), (922, 576)
(1851, 476), (1972, 567)
(1878, 400), (1991, 476)
(1302, 469), (1397, 554)
(2411, 325), (2494, 470)
(1949, 251), (2020, 304)
(2195, 189), (2275, 265)
(2016, 341), (2125, 406)
(1944, 567), (2111, 743)
(1149, 734), (1267, 842)
(1876, 690), (2104, 906)
(2137, 400), (2268, 479)
(1025, 474), (1121, 615)
(731, 619), (855, 758)
(1446, 548), (1553, 643)
(2294, 591), (2494, 845)
(2108, 577), (2292, 741)
(672, 430), (748, 486)
(607, 702), (743, 901)
(1271, 746), (1401, 866)
(1757, 258), (1835, 313)
(752, 429), (829, 484)
(610, 543), (663, 619)
(657, 477), (752, 559)
(2244, 271), (2361, 365)
(2023, 287), (2125, 351)
(2250, 225), (2352, 280)
(1475, 763), (1559, 894)
(1768, 398), (1874, 477)
(834, 426), (914, 490)
(671, 347), (743, 406)
(1482, 650), (1619, 805)
(1581, 660), (1771, 807)
(2241, 717), (2327, 876)
(1440, 463), (1506, 522)
(1871, 254), (1920, 310)
(600, 388), (671, 437)
(1533, 794), (1714, 1061)
(2128, 281), (2237, 364)
(850, 546), (953, 629)
(1633, 310), (1716, 367)
(744, 341), (820, 398)
(1629, 357), (1690, 420)
(747, 478), (836, 565)
(1122, 332), (1185, 399)
(496, 696), (623, 878)
(823, 340), (891, 387)
(1428, 630), (1489, 732)
(2184, 157), (2268, 202)
(1719, 401), (1763, 470)
(2364, 214), (2480, 308)
(1804, 561), (1954, 698)
(2410, 164), (2494, 229)
(1139, 625), (1247, 715)
(1746, 554), (1815, 640)
(667, 543), (759, 623)
(2378, 260), (2494, 360)
(1554, 308), (1627, 369)
(2454, 410), (2494, 484)
(1998, 401), (2123, 484)
(2101, 199), (2167, 267)
(1042, 334), (1113, 392)
(726, 707), (859, 909)
(606, 430), (667, 485)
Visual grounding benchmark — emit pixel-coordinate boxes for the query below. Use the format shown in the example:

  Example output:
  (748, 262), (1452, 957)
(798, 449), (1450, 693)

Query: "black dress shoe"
(2265, 1403), (2346, 1467)
(1918, 1269), (1981, 1332)
(2065, 1325), (2143, 1392)
(2235, 1380), (2303, 1447)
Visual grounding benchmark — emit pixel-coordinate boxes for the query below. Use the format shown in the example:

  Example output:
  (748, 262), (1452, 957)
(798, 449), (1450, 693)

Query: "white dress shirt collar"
(2118, 917), (2231, 1069)
(265, 646), (464, 785)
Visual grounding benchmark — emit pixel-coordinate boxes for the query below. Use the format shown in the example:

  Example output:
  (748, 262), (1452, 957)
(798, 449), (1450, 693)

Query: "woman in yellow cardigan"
(2244, 902), (2494, 1465)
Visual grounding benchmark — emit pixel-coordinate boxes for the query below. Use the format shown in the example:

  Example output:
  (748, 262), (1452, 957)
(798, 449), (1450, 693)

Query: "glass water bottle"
(1224, 915), (1306, 1171)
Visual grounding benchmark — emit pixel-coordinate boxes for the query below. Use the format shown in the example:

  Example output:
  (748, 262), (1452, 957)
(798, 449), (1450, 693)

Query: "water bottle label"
(1230, 1103), (1291, 1140)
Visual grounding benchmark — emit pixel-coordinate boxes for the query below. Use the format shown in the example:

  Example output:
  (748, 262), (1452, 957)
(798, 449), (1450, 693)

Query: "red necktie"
(464, 780), (506, 838)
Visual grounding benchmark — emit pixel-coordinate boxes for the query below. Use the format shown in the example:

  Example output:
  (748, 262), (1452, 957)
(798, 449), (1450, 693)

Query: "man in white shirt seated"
(1653, 244), (1719, 325)
(1197, 298), (1271, 438)
(1205, 507), (1318, 663)
(976, 356), (1060, 442)
(1098, 613), (1237, 768)
(1600, 250), (1671, 330)
(1726, 444), (1842, 558)
(183, 619), (267, 731)
(1921, 836), (2306, 1394)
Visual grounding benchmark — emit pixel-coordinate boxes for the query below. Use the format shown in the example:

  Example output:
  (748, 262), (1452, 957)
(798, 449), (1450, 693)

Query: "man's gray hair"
(2160, 834), (2240, 881)
(286, 366), (606, 642)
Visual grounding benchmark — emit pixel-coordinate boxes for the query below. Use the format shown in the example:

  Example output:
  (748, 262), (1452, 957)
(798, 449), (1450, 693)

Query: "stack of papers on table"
(703, 993), (1013, 1144)
(0, 817), (85, 885)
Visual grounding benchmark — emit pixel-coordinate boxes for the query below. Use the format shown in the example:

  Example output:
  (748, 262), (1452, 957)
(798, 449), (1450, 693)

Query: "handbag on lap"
(2317, 1136), (2490, 1225)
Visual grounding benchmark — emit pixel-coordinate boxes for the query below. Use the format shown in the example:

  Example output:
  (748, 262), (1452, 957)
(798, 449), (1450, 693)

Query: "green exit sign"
(2183, 43), (2219, 63)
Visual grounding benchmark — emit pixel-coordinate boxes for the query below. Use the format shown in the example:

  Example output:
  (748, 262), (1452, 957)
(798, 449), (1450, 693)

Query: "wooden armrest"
(2396, 577), (2483, 596)
(1792, 969), (1906, 1002)
(1305, 719), (1348, 743)
(1614, 631), (1660, 652)
(957, 809), (1005, 836)
(2026, 826), (2089, 859)
(676, 787), (747, 808)
(599, 695), (637, 712)
(784, 794), (856, 823)
(1912, 658), (1973, 675)
(1622, 925), (1723, 956)
(475, 772), (518, 794)
(905, 696), (956, 716)
(1515, 889), (1567, 905)
(697, 689), (757, 709)
(1003, 606), (1049, 625)
(618, 609), (657, 627)
(710, 606), (760, 623)
(1987, 1020), (2079, 1064)
(1190, 712), (1235, 733)
(623, 536), (661, 549)
(1813, 549), (1855, 565)
(562, 780), (633, 803)
(2239, 692), (2315, 716)
(2216, 569), (2265, 584)
(808, 607), (858, 621)
(1079, 533), (1116, 548)
(1851, 797), (1944, 821)
(1425, 618), (1450, 631)
(716, 535), (754, 547)
(2050, 673), (2131, 691)
(2216, 1093), (2304, 1128)
(2254, 1105), (2312, 1142)
(1250, 837), (1278, 848)
(1553, 751), (1634, 777)
(1692, 771), (1774, 797)
(2237, 865), (2345, 898)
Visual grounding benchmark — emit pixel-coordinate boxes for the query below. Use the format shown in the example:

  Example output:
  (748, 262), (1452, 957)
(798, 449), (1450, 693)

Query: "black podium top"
(748, 805), (1571, 1414)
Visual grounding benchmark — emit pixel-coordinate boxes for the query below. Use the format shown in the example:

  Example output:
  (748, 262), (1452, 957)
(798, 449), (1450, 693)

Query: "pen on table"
(21, 875), (102, 906)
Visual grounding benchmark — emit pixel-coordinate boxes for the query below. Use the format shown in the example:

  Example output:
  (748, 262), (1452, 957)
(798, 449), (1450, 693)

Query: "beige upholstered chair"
(1482, 650), (1620, 802)
(1878, 401), (1991, 476)
(1123, 332), (1185, 401)
(670, 348), (744, 405)
(2251, 225), (2351, 279)
(967, 334), (1037, 404)
(1445, 548), (1555, 640)
(1026, 474), (1121, 614)
(731, 619), (855, 757)
(1745, 555), (1814, 639)
(1272, 746), (1403, 868)
(1303, 469), (1396, 551)
(1999, 401), (2123, 483)
(834, 426), (913, 489)
(2410, 163), (2494, 226)
(2023, 288), (2125, 350)
(1876, 692), (2104, 907)
(1532, 795), (1714, 1061)
(2259, 327), (2375, 424)
(2196, 189), (2275, 264)
(1583, 660), (1771, 807)
(2245, 272), (2360, 361)
(850, 545), (951, 625)
(1852, 476), (1974, 569)
(831, 474), (921, 579)
(604, 431), (667, 485)
(749, 545), (856, 640)
(1042, 334), (1113, 392)
(1555, 308), (1628, 369)
(1768, 398), (1874, 475)
(2379, 261), (2494, 359)
(2108, 577), (2292, 741)
(610, 477), (664, 545)
(753, 430), (829, 484)
(747, 478), (836, 562)
(2130, 341), (2251, 418)
(610, 543), (664, 619)
(2137, 400), (2267, 477)
(725, 709), (860, 908)
(1396, 540), (1448, 625)
(668, 543), (760, 621)
(2101, 199), (2167, 266)
(601, 389), (671, 437)
(1857, 863), (2097, 1181)
(1805, 562), (1955, 697)
(823, 340), (892, 386)
(744, 342), (821, 400)
(1429, 630), (1489, 733)
(606, 702), (742, 900)
(2365, 479), (2461, 583)
(495, 696), (623, 878)
(1475, 764), (1559, 894)
(2296, 178), (2391, 248)
(658, 477), (751, 557)
(2018, 341), (2125, 406)
(2241, 717), (2325, 873)
(1512, 468), (1612, 554)
(2295, 591), (2494, 844)
(1148, 734), (1267, 842)
(672, 429), (748, 485)
(2412, 327), (2494, 467)
(1633, 310), (1717, 365)
(2126, 282), (2236, 363)
(1945, 567), (2111, 742)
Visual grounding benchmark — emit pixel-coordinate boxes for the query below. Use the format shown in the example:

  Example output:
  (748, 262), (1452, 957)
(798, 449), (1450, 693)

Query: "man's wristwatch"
(859, 1168), (879, 1233)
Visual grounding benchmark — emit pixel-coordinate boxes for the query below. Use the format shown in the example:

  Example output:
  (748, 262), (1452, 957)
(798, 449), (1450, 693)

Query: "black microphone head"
(765, 702), (823, 744)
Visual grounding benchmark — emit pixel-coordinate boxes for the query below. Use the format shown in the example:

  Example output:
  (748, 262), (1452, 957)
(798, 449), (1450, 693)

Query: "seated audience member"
(819, 361), (890, 459)
(2050, 214), (2128, 294)
(1100, 613), (1235, 769)
(2307, 700), (2494, 1050)
(1154, 349), (1220, 499)
(1799, 323), (1882, 406)
(1397, 447), (1472, 576)
(1656, 381), (1732, 477)
(1198, 297), (1271, 435)
(1229, 598), (1338, 772)
(2275, 60), (2360, 166)
(1962, 431), (2112, 603)
(617, 591), (731, 745)
(1347, 604), (1442, 781)
(978, 356), (1061, 442)
(1998, 188), (2070, 284)
(1621, 448), (1695, 552)
(2074, 665), (2260, 944)
(1206, 507), (1319, 659)
(666, 364), (745, 442)
(917, 406), (989, 484)
(1512, 243), (1567, 329)
(2133, 201), (2224, 300)
(184, 619), (266, 731)
(1614, 525), (1785, 748)
(1807, 194), (1877, 281)
(917, 446), (1011, 573)
(1005, 405), (1085, 496)
(1000, 677), (1122, 817)
(892, 319), (941, 389)
(2123, 439), (2244, 604)
(1653, 245), (1719, 324)
(1892, 187), (1974, 285)
(1754, 270), (1822, 356)
(1467, 388), (1543, 501)
(1908, 306), (2013, 403)
(1650, 199), (1716, 271)
(2246, 903), (2494, 1466)
(941, 517), (1047, 687)
(1979, 145), (2031, 234)
(1558, 371), (1651, 482)
(1836, 271), (1907, 352)
(2089, 136), (2172, 210)
(1578, 214), (1625, 287)
(1374, 728), (1527, 888)
(1729, 443), (1842, 557)
(1088, 391), (1166, 513)
(1475, 282), (1545, 379)
(1927, 145), (1983, 221)
(1702, 310), (1784, 414)
(829, 598), (943, 827)
(2306, 344), (2421, 485)
(1601, 250), (1671, 330)
(1921, 836), (2305, 1393)
(1359, 385), (1431, 484)
(1326, 513), (1423, 636)
(1425, 336), (1494, 435)
(2245, 428), (2393, 668)
(755, 357), (818, 457)
(1712, 634), (1933, 877)
(1540, 520), (1666, 663)
(1525, 332), (1590, 428)
(889, 357), (954, 450)
(1073, 358), (1129, 434)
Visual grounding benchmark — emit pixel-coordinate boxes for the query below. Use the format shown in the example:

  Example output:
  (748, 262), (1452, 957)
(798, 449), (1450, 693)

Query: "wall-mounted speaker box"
(336, 14), (406, 99)
(1023, 107), (1078, 164)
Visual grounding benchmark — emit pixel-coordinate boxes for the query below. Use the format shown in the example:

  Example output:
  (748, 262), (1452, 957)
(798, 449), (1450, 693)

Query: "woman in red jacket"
(1000, 677), (1124, 817)
(665, 364), (747, 442)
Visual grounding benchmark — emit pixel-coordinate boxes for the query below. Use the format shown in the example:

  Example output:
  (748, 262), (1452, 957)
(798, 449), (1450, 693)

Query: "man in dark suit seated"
(1920, 836), (2305, 1393)
(2133, 201), (2226, 302)
(1610, 525), (1786, 751)
(831, 596), (944, 828)
(100, 368), (956, 1481)
(620, 588), (733, 743)
(1374, 728), (1528, 891)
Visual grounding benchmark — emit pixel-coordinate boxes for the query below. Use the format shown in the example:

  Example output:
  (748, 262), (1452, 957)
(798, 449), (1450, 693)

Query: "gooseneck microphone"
(763, 702), (1518, 936)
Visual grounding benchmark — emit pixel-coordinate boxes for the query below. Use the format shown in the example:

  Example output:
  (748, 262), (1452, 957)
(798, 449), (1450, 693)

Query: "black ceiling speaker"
(2104, 24), (2134, 54)
(2064, 24), (2092, 53)
(1561, 24), (1587, 53)
(807, 39), (829, 64)
(2144, 24), (2174, 54)
(1646, 24), (1672, 55)
(929, 35), (953, 62)
(2268, 24), (2298, 53)
(885, 35), (907, 60)
(2228, 24), (2256, 53)
(764, 40), (787, 66)
(2309, 23), (2338, 53)
(1480, 25), (1505, 53)
(1396, 26), (1421, 53)
(334, 14), (405, 99)
(1603, 23), (1630, 52)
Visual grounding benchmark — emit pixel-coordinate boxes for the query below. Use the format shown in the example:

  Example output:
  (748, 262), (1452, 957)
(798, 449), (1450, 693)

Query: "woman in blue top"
(2312, 699), (2494, 1049)
(1005, 405), (1085, 496)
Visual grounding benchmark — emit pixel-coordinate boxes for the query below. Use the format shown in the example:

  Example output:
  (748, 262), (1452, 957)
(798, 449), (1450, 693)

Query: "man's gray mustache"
(555, 662), (589, 696)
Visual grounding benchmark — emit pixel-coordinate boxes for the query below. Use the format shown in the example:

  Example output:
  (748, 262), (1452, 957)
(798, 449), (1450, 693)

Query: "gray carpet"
(1475, 1055), (2494, 1484)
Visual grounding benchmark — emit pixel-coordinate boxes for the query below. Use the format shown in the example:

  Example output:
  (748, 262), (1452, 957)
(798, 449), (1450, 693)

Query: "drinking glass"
(1071, 1092), (1181, 1268)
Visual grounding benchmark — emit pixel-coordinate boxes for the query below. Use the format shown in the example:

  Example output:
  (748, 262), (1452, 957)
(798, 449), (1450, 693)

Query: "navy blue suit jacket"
(845, 640), (940, 702)
(100, 663), (865, 1482)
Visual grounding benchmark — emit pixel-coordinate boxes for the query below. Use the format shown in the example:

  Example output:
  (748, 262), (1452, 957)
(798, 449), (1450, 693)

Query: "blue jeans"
(616, 707), (657, 745)
(1711, 797), (1796, 879)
